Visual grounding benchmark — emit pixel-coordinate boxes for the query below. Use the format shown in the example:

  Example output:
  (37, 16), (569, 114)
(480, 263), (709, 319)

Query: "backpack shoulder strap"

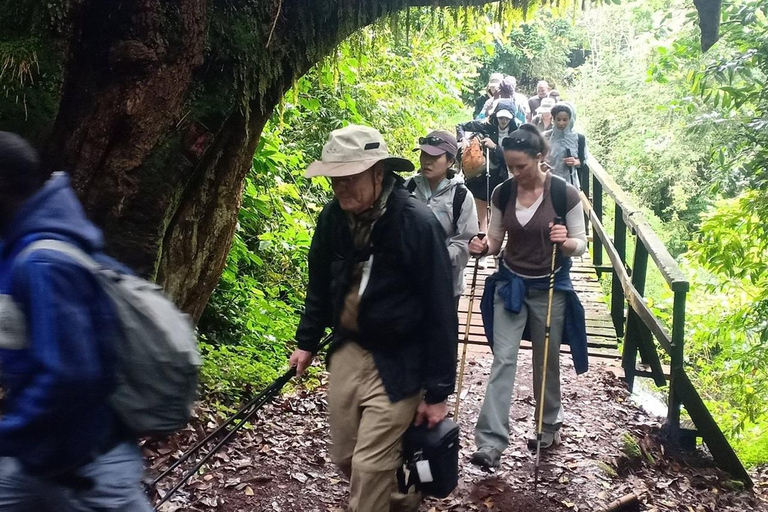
(406, 179), (417, 193)
(452, 184), (468, 233)
(577, 134), (586, 165)
(496, 179), (516, 213)
(17, 240), (100, 272)
(550, 175), (568, 220)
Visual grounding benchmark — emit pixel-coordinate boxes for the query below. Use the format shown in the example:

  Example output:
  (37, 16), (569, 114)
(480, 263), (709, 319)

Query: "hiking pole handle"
(471, 232), (487, 259)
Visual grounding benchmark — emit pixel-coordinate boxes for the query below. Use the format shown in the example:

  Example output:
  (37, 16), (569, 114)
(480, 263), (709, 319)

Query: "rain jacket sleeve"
(0, 254), (117, 474)
(295, 205), (334, 353)
(407, 214), (458, 404)
(456, 120), (490, 142)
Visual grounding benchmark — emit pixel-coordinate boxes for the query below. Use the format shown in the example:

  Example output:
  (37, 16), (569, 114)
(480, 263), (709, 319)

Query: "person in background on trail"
(457, 102), (521, 267)
(467, 124), (588, 469)
(548, 89), (561, 103)
(289, 125), (458, 512)
(496, 77), (527, 125)
(528, 80), (550, 116)
(474, 73), (503, 119)
(547, 103), (590, 190)
(405, 131), (479, 310)
(502, 76), (532, 123)
(532, 97), (556, 133)
(478, 72), (505, 119)
(0, 132), (152, 511)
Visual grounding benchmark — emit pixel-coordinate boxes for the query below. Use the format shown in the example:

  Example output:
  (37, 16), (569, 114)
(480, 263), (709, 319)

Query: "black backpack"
(398, 419), (460, 498)
(495, 173), (569, 220)
(406, 180), (468, 234)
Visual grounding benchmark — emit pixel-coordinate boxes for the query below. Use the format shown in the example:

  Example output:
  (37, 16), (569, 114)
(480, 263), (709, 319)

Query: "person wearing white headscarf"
(546, 102), (589, 189)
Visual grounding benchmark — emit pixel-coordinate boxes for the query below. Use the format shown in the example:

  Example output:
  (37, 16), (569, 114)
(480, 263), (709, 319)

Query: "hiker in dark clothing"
(0, 132), (151, 511)
(467, 125), (588, 470)
(497, 77), (527, 125)
(456, 100), (521, 238)
(289, 125), (457, 512)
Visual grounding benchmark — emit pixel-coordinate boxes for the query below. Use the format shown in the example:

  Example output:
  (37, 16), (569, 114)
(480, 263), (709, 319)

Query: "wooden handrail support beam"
(580, 163), (751, 487)
(583, 202), (674, 355)
(587, 160), (689, 293)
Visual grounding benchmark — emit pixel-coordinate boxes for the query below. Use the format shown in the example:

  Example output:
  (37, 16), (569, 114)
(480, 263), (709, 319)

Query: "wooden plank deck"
(458, 253), (622, 361)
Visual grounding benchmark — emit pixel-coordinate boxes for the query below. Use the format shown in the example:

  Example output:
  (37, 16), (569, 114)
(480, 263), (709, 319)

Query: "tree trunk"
(35, 0), (722, 322)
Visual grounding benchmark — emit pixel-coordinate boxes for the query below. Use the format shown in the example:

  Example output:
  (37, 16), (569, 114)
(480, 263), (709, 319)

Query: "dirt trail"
(148, 349), (768, 511)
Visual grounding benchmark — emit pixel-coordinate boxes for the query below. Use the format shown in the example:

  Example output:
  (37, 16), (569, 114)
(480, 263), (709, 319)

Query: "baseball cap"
(416, 130), (458, 158)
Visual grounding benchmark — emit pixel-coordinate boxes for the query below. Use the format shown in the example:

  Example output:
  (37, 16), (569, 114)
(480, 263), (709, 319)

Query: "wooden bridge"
(458, 159), (753, 486)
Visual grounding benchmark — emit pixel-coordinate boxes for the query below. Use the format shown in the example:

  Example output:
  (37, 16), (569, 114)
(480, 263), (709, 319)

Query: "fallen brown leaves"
(143, 351), (768, 511)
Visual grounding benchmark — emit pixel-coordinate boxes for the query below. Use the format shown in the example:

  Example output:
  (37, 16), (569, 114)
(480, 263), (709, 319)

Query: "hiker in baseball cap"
(406, 130), (478, 310)
(292, 124), (458, 511)
(417, 130), (458, 159)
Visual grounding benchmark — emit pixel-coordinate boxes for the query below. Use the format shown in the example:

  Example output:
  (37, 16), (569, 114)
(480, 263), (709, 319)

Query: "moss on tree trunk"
(1, 0), (723, 321)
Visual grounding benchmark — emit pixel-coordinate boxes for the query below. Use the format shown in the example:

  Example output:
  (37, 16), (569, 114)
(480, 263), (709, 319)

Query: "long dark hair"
(500, 124), (549, 159)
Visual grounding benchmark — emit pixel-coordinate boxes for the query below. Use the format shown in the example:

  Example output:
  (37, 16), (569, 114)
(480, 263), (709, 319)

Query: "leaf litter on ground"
(144, 350), (768, 511)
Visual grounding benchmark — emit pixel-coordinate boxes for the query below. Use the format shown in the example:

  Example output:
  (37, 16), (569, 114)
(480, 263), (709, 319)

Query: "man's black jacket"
(295, 184), (458, 404)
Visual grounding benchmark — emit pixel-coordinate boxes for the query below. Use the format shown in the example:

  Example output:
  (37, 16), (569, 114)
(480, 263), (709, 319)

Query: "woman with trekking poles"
(405, 130), (478, 310)
(467, 124), (589, 470)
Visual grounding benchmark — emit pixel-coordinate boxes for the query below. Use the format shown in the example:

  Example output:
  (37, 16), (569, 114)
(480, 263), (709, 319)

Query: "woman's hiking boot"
(527, 430), (561, 450)
(470, 446), (501, 469)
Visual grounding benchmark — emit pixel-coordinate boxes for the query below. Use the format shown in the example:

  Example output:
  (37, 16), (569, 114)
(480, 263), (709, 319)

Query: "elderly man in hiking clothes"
(289, 125), (458, 512)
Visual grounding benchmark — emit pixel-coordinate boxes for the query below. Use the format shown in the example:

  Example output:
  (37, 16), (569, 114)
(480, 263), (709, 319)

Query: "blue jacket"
(480, 260), (589, 374)
(0, 173), (127, 476)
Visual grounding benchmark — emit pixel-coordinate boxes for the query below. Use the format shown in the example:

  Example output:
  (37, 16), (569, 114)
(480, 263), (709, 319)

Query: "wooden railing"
(580, 160), (752, 486)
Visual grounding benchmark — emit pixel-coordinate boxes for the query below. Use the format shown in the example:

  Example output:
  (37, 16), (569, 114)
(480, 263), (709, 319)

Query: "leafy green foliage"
(197, 8), (501, 406)
(198, 130), (324, 404)
(568, 0), (768, 464)
(471, 13), (584, 96)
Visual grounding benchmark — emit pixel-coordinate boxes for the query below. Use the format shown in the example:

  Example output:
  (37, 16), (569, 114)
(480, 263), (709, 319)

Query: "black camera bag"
(398, 419), (460, 498)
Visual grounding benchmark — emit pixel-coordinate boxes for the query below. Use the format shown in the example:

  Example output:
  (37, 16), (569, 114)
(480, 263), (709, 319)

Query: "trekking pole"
(154, 369), (295, 509)
(485, 146), (491, 226)
(152, 334), (332, 507)
(149, 371), (290, 488)
(454, 233), (486, 421)
(533, 217), (564, 491)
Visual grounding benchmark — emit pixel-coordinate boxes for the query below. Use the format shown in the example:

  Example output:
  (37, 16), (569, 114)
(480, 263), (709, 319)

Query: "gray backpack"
(19, 240), (202, 436)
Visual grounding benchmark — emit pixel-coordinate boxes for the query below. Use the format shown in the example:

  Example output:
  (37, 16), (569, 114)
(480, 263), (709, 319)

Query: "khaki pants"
(328, 342), (422, 512)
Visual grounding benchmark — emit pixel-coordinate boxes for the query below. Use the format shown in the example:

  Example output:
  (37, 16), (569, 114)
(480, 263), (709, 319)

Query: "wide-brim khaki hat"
(305, 124), (414, 178)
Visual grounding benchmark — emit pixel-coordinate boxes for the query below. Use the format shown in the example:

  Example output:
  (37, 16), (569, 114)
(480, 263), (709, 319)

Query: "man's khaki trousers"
(328, 342), (422, 512)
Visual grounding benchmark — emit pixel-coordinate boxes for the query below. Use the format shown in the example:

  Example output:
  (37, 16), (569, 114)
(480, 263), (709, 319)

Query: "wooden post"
(592, 177), (603, 271)
(622, 238), (646, 391)
(623, 240), (667, 389)
(611, 204), (626, 337)
(667, 289), (687, 429)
